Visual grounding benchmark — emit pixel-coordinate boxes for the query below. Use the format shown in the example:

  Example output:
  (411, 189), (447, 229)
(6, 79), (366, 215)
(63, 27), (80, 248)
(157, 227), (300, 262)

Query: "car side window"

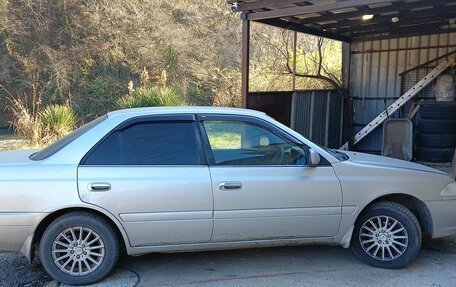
(84, 121), (201, 165)
(203, 120), (308, 166)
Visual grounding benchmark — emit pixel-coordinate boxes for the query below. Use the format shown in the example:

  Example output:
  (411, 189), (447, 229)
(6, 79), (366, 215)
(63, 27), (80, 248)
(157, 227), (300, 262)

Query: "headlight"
(440, 182), (456, 197)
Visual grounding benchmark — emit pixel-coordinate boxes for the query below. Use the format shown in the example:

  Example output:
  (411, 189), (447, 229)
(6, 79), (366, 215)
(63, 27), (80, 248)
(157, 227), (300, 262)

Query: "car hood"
(0, 149), (40, 164)
(339, 150), (448, 176)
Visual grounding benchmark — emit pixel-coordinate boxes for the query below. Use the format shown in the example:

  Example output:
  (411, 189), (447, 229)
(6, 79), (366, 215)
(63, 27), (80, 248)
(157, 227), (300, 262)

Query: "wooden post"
(341, 41), (354, 150)
(290, 31), (298, 129)
(292, 31), (297, 91)
(241, 16), (250, 108)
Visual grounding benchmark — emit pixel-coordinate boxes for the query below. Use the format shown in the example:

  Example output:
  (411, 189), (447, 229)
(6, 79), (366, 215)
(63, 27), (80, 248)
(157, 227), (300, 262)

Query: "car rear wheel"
(39, 211), (119, 285)
(351, 201), (421, 269)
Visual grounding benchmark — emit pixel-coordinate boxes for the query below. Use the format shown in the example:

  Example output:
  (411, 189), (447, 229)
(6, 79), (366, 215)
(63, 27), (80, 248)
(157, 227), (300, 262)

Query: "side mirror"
(309, 149), (321, 167)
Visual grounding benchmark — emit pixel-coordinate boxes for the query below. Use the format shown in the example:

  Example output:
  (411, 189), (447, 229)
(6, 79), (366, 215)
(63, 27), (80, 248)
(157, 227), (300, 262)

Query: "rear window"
(83, 121), (201, 165)
(30, 115), (107, 161)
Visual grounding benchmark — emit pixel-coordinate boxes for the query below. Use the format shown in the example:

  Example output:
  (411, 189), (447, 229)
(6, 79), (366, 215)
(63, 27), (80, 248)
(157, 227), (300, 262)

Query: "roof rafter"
(297, 0), (454, 24)
(256, 18), (351, 42)
(245, 0), (403, 21)
(319, 6), (452, 30)
(335, 14), (452, 35)
(235, 0), (310, 12)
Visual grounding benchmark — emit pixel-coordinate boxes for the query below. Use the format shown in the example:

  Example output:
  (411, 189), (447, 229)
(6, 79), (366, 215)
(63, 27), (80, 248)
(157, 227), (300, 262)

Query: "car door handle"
(88, 183), (111, 192)
(219, 182), (242, 191)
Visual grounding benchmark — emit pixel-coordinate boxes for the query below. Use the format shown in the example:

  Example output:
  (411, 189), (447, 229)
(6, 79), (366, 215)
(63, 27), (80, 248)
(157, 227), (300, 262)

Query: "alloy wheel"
(52, 226), (105, 276)
(359, 216), (409, 261)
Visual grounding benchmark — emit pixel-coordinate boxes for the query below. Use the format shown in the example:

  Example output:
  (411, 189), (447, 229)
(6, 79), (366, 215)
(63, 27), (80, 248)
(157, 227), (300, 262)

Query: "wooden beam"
(246, 0), (402, 21)
(321, 7), (452, 31)
(292, 30), (297, 91)
(352, 27), (456, 41)
(336, 18), (450, 36)
(297, 0), (454, 25)
(399, 50), (456, 76)
(342, 42), (351, 91)
(241, 19), (250, 108)
(236, 0), (309, 12)
(350, 22), (442, 38)
(256, 18), (351, 42)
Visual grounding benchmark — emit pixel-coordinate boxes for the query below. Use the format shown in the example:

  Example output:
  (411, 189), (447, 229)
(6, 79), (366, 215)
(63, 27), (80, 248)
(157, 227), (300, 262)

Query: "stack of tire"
(416, 101), (456, 162)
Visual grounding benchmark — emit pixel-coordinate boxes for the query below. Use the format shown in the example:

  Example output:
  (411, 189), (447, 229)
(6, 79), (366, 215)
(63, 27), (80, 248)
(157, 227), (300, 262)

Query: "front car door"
(198, 114), (342, 242)
(78, 115), (213, 247)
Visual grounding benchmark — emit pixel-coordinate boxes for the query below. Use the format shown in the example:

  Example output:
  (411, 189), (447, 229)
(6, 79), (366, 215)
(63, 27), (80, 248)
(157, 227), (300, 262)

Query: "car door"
(198, 114), (342, 242)
(77, 115), (214, 247)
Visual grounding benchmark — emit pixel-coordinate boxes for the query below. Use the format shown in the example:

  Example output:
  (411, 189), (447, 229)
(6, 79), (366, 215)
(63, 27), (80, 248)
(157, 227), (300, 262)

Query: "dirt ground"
(1, 237), (455, 287)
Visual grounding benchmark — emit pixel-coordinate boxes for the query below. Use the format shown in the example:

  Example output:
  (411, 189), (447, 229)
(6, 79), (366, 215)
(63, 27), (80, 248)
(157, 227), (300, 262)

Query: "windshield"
(321, 147), (349, 161)
(30, 115), (107, 161)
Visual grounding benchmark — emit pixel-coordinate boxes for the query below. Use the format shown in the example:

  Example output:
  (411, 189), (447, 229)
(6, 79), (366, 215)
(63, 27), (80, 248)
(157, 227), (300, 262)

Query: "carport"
(231, 0), (456, 162)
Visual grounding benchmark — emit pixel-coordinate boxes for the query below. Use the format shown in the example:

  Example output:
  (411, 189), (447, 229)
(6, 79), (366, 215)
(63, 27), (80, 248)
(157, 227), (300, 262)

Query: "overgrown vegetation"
(4, 82), (76, 147)
(0, 0), (342, 149)
(10, 100), (76, 147)
(117, 70), (188, 109)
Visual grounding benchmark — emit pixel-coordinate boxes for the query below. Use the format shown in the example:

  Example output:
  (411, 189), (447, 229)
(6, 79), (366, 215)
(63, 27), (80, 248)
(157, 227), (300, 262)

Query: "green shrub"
(155, 87), (186, 106)
(8, 94), (77, 147)
(116, 85), (187, 109)
(40, 104), (76, 140)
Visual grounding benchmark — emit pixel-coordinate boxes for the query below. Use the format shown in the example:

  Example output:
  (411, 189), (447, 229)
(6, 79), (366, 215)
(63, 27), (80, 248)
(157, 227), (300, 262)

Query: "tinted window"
(83, 131), (123, 165)
(84, 121), (201, 165)
(31, 115), (107, 161)
(203, 120), (308, 166)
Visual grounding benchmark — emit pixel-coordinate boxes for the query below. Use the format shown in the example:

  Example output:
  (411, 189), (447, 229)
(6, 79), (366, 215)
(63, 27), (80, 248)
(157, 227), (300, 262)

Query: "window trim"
(196, 114), (330, 167)
(80, 114), (207, 166)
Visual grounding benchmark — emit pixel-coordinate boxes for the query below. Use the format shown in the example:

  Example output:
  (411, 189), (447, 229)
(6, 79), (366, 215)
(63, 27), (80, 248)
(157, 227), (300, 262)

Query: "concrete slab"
(2, 238), (456, 287)
(119, 246), (456, 287)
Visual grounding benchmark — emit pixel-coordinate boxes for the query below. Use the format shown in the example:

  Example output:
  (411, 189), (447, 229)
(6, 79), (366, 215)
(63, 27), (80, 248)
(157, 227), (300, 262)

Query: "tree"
(272, 29), (345, 95)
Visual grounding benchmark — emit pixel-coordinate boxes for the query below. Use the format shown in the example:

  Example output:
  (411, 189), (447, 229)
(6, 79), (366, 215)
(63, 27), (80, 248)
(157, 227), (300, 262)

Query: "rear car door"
(198, 114), (342, 242)
(77, 115), (213, 247)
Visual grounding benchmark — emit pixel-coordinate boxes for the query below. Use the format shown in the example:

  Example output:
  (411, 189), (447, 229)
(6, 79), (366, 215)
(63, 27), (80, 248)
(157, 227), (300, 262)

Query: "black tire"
(417, 119), (456, 134)
(39, 211), (119, 285)
(416, 133), (456, 148)
(418, 101), (456, 120)
(351, 201), (421, 269)
(416, 147), (455, 162)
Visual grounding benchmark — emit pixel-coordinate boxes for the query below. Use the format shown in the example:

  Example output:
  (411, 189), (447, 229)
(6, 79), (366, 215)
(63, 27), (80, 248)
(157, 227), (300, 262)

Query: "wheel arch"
(357, 193), (433, 240)
(29, 206), (130, 262)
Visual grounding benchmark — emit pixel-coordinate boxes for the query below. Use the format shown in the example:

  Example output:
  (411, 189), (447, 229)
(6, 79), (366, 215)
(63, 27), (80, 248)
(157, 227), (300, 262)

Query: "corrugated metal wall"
(246, 90), (344, 148)
(292, 90), (344, 148)
(247, 91), (293, 126)
(350, 30), (456, 153)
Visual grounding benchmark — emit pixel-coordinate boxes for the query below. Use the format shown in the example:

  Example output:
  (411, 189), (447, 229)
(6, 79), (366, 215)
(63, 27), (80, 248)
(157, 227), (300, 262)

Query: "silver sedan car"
(1, 107), (455, 285)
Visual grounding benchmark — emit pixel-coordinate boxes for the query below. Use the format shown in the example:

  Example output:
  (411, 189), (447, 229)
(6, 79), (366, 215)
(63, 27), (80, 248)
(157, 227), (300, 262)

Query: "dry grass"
(4, 83), (76, 148)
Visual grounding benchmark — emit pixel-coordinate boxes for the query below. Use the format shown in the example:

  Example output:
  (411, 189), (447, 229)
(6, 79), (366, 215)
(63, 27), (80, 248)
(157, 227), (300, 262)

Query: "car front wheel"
(351, 201), (422, 269)
(39, 211), (119, 285)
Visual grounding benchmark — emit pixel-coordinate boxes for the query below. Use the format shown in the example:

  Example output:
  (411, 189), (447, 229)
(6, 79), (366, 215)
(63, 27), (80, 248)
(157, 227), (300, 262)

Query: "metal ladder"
(340, 59), (454, 150)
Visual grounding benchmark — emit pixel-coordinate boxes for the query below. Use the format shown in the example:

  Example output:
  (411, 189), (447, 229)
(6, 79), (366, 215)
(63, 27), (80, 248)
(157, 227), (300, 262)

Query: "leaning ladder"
(340, 59), (454, 150)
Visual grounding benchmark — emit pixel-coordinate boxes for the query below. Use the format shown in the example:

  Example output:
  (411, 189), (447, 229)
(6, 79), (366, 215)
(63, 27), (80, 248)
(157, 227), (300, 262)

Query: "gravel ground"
(0, 253), (51, 287)
(1, 237), (455, 287)
(429, 235), (456, 254)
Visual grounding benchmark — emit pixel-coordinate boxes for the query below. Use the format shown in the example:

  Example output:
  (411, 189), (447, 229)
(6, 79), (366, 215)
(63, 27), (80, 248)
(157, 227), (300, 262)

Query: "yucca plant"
(116, 85), (186, 109)
(40, 104), (77, 142)
(7, 92), (77, 147)
(116, 87), (161, 109)
(155, 86), (186, 106)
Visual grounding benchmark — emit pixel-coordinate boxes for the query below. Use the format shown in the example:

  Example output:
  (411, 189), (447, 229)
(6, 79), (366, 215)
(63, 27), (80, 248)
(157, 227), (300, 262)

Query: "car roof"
(107, 106), (267, 118)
